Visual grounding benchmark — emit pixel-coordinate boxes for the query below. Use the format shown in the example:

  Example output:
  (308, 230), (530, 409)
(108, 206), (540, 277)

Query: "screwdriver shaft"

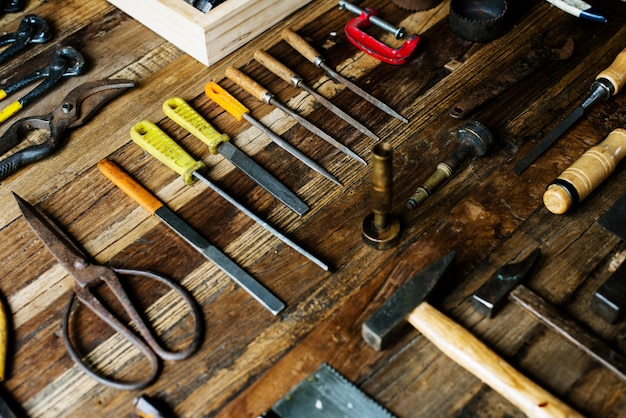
(192, 170), (330, 271)
(241, 113), (342, 186)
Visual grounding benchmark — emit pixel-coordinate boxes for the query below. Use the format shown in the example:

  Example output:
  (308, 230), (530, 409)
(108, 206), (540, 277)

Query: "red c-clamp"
(343, 5), (420, 65)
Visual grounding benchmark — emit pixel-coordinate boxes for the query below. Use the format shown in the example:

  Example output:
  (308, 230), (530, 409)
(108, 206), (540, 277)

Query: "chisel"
(225, 66), (366, 166)
(163, 97), (309, 216)
(204, 82), (342, 186)
(514, 45), (626, 175)
(97, 159), (285, 315)
(130, 120), (330, 271)
(254, 49), (380, 140)
(281, 28), (408, 124)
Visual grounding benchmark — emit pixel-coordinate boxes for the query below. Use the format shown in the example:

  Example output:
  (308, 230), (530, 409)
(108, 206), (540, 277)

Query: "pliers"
(0, 45), (86, 124)
(0, 78), (135, 181)
(0, 15), (51, 65)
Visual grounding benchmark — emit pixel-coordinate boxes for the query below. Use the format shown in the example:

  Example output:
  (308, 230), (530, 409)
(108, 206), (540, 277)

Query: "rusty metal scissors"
(13, 192), (203, 390)
(0, 78), (134, 181)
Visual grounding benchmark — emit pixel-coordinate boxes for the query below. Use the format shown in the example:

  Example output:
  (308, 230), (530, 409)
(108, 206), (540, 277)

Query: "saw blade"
(264, 363), (395, 418)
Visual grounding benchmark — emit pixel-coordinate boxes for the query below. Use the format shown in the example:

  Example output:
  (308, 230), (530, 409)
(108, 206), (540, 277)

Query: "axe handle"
(409, 303), (583, 418)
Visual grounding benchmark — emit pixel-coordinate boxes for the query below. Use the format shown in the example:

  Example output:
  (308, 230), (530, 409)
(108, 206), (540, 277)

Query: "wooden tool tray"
(107, 0), (314, 66)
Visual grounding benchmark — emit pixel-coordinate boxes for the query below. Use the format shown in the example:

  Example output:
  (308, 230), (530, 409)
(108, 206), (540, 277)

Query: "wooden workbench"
(1, 0), (625, 416)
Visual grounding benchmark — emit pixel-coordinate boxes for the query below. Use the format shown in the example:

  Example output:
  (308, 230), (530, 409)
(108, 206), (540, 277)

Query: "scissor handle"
(63, 267), (203, 390)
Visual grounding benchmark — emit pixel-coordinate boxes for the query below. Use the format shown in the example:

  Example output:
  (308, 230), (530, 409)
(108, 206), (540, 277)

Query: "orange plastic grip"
(97, 159), (164, 214)
(205, 82), (249, 121)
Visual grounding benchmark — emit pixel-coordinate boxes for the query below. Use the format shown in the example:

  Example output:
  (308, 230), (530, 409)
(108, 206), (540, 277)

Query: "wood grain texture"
(0, 0), (625, 416)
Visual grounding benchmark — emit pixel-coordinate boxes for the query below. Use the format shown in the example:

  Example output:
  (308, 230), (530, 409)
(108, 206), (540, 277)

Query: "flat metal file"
(225, 66), (366, 166)
(205, 82), (342, 186)
(281, 28), (408, 124)
(130, 120), (330, 271)
(98, 159), (285, 315)
(163, 97), (309, 216)
(254, 49), (380, 141)
(514, 45), (626, 175)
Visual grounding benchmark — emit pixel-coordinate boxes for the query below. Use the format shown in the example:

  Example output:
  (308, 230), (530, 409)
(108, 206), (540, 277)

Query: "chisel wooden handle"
(410, 303), (583, 418)
(543, 128), (626, 214)
(225, 66), (270, 102)
(254, 49), (299, 85)
(281, 28), (322, 64)
(597, 47), (626, 95)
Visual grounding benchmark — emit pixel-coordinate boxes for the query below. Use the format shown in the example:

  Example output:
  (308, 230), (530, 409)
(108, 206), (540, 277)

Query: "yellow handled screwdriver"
(163, 97), (309, 216)
(225, 66), (367, 166)
(98, 159), (285, 315)
(205, 82), (341, 186)
(130, 120), (329, 271)
(514, 45), (626, 175)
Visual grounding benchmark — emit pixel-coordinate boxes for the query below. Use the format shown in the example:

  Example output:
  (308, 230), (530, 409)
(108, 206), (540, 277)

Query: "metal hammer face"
(362, 251), (455, 350)
(471, 249), (541, 318)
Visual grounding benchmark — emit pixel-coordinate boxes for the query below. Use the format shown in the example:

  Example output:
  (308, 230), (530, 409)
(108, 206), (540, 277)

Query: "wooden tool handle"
(225, 66), (269, 102)
(409, 303), (582, 418)
(254, 49), (298, 85)
(97, 159), (163, 214)
(543, 128), (626, 214)
(281, 28), (321, 64)
(597, 47), (626, 94)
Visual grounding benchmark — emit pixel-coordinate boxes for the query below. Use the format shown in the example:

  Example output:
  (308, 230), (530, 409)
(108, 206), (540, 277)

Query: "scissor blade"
(13, 192), (88, 271)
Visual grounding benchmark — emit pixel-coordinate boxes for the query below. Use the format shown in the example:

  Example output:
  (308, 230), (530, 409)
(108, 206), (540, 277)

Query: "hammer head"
(471, 249), (541, 318)
(362, 251), (455, 350)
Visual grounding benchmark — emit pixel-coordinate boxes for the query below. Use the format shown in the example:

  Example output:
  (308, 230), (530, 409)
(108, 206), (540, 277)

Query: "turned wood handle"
(409, 303), (583, 418)
(597, 47), (626, 95)
(254, 49), (299, 86)
(543, 128), (626, 214)
(225, 66), (269, 102)
(281, 28), (321, 64)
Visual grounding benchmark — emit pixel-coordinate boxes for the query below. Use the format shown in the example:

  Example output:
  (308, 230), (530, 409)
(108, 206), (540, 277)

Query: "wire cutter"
(13, 192), (203, 390)
(0, 45), (86, 124)
(0, 78), (135, 181)
(0, 14), (51, 65)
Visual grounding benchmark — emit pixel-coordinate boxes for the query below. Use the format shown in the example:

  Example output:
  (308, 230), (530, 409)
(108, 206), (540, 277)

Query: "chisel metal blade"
(218, 141), (309, 215)
(513, 106), (584, 175)
(155, 205), (285, 314)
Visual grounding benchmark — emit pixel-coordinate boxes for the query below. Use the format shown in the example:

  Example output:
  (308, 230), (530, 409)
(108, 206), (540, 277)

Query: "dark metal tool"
(0, 15), (51, 65)
(473, 249), (626, 384)
(514, 45), (626, 175)
(14, 193), (203, 390)
(0, 45), (86, 124)
(130, 120), (330, 271)
(254, 49), (380, 140)
(225, 66), (366, 166)
(407, 120), (493, 210)
(205, 82), (342, 186)
(98, 159), (285, 315)
(449, 37), (574, 119)
(362, 251), (582, 417)
(281, 28), (408, 123)
(0, 78), (134, 181)
(595, 190), (626, 324)
(163, 97), (309, 216)
(362, 142), (400, 249)
(261, 363), (395, 418)
(2, 0), (26, 13)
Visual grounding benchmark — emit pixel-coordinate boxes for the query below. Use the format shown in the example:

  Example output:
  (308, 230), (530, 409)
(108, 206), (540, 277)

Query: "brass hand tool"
(254, 49), (380, 140)
(163, 97), (309, 216)
(363, 251), (583, 418)
(225, 66), (366, 165)
(14, 193), (203, 390)
(473, 249), (626, 384)
(543, 128), (626, 214)
(130, 120), (329, 271)
(281, 28), (408, 123)
(514, 45), (626, 175)
(98, 159), (285, 315)
(205, 82), (341, 186)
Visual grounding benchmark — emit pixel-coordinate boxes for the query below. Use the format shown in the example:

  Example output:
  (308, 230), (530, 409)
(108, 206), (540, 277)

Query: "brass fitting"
(362, 142), (401, 249)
